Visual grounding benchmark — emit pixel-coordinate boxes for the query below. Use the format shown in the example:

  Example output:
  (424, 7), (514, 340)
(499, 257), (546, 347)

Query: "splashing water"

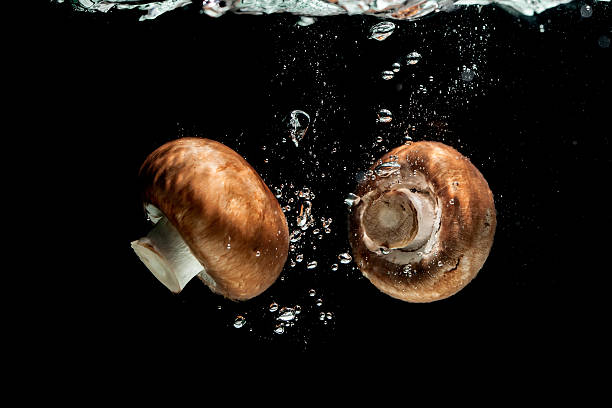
(62, 0), (590, 21)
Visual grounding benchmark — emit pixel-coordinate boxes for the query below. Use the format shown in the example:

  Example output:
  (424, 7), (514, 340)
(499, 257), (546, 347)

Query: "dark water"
(36, 1), (610, 373)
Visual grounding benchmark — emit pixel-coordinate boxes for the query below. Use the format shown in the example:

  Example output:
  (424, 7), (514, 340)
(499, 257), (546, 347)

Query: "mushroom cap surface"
(349, 141), (496, 302)
(138, 137), (289, 300)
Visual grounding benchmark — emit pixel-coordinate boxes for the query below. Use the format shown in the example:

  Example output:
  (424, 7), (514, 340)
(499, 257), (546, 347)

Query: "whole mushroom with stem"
(348, 141), (496, 302)
(131, 137), (289, 300)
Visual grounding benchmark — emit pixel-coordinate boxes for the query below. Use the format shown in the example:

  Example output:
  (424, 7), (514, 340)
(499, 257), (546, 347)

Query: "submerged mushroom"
(131, 137), (289, 300)
(348, 141), (496, 302)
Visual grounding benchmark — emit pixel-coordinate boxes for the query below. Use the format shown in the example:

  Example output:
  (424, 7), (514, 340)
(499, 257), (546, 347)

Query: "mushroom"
(348, 141), (496, 302)
(131, 137), (289, 300)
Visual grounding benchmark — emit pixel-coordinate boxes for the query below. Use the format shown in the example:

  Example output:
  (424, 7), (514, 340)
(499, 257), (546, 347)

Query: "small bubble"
(326, 312), (333, 320)
(307, 261), (318, 269)
(274, 324), (285, 334)
(331, 263), (339, 271)
(277, 307), (296, 321)
(438, 260), (443, 267)
(233, 315), (246, 328)
(309, 289), (316, 297)
(319, 312), (326, 321)
(315, 298), (323, 307)
(338, 253), (352, 264)
(406, 51), (422, 65)
(269, 302), (279, 312)
(381, 70), (395, 80)
(255, 250), (261, 257)
(391, 62), (401, 72)
(296, 254), (304, 262)
(377, 109), (393, 123)
(461, 68), (475, 82)
(580, 4), (593, 18)
(449, 198), (455, 205)
(539, 24), (545, 33)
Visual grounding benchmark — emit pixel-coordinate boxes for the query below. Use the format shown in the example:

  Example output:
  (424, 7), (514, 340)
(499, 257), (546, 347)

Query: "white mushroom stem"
(361, 185), (440, 257)
(131, 216), (207, 293)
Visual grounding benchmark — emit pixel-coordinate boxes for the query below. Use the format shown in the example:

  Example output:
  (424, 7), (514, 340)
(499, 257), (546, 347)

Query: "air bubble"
(288, 110), (310, 147)
(369, 21), (396, 41)
(377, 109), (393, 123)
(233, 315), (246, 328)
(381, 70), (394, 80)
(338, 253), (352, 264)
(277, 307), (297, 321)
(406, 51), (422, 65)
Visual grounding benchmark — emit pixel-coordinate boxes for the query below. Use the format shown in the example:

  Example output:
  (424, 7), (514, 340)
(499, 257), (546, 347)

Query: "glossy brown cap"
(349, 141), (496, 302)
(138, 137), (289, 300)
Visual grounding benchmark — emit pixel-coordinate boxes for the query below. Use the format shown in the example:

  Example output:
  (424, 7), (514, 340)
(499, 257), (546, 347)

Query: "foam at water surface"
(58, 0), (601, 21)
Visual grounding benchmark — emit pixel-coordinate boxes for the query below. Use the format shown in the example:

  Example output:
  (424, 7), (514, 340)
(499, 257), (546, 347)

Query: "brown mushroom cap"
(348, 141), (496, 302)
(138, 137), (289, 300)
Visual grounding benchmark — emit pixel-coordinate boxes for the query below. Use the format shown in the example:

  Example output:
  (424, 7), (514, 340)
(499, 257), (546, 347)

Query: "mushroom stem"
(131, 216), (207, 293)
(362, 190), (418, 249)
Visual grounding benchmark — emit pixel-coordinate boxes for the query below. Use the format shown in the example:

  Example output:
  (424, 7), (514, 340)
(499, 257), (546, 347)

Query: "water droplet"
(288, 110), (310, 147)
(344, 193), (360, 207)
(307, 261), (318, 269)
(274, 324), (285, 334)
(375, 161), (401, 177)
(255, 250), (261, 257)
(316, 298), (323, 307)
(338, 253), (352, 264)
(331, 263), (339, 271)
(580, 4), (593, 18)
(391, 62), (401, 72)
(381, 70), (394, 80)
(369, 21), (395, 41)
(269, 302), (279, 312)
(233, 315), (246, 328)
(277, 307), (297, 321)
(449, 198), (455, 205)
(309, 289), (316, 297)
(377, 109), (393, 123)
(406, 51), (422, 65)
(438, 260), (443, 267)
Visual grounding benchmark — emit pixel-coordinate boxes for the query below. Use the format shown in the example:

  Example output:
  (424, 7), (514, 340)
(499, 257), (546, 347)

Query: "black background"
(33, 1), (611, 373)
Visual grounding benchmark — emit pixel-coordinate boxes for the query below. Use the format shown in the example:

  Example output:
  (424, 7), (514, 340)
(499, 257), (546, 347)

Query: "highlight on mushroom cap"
(131, 137), (289, 301)
(348, 141), (496, 303)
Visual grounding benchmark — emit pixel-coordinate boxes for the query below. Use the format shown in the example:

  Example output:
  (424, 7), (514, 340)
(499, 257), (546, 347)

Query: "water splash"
(62, 0), (586, 21)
